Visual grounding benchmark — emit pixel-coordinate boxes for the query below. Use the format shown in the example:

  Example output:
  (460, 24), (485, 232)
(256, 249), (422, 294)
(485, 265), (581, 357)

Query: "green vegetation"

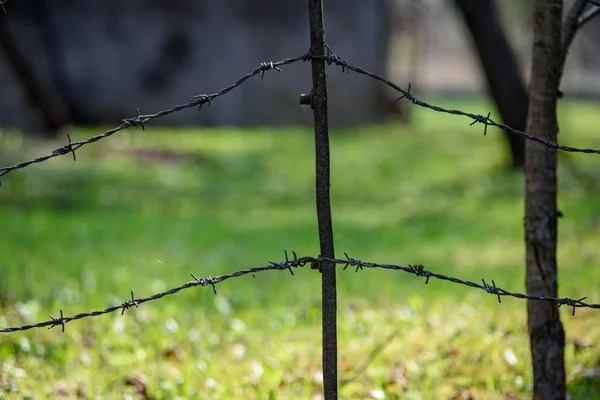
(1, 99), (599, 399)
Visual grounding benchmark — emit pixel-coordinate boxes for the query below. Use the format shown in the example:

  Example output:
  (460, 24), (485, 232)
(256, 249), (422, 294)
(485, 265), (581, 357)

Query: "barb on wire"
(0, 55), (305, 181)
(2, 253), (598, 334)
(305, 52), (600, 156)
(50, 134), (77, 161)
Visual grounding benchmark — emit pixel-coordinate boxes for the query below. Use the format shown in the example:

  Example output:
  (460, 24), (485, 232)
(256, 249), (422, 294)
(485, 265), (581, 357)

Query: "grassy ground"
(1, 99), (600, 399)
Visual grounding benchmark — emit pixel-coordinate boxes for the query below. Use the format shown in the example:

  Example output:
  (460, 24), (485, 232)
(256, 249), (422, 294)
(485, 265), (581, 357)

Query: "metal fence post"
(307, 0), (338, 398)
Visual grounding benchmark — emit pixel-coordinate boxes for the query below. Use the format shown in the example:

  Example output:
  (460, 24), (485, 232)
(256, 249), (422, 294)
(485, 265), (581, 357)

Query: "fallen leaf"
(163, 347), (182, 361)
(124, 375), (151, 400)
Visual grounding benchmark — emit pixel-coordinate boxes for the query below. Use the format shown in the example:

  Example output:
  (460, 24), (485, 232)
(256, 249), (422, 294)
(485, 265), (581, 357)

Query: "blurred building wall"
(0, 0), (393, 132)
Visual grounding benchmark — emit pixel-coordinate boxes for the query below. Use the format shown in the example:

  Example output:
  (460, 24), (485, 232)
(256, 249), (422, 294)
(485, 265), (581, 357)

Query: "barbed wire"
(308, 49), (600, 155)
(1, 252), (598, 334)
(0, 57), (302, 181)
(2, 48), (600, 184)
(0, 251), (308, 334)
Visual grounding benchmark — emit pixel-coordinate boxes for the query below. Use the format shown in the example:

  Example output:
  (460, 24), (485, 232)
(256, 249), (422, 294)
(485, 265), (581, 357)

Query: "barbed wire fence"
(2, 52), (600, 182)
(1, 0), (600, 397)
(1, 252), (599, 335)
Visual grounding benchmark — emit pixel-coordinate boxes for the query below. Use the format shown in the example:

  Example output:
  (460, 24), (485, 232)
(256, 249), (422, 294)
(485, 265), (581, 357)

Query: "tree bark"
(454, 0), (528, 169)
(525, 1), (565, 399)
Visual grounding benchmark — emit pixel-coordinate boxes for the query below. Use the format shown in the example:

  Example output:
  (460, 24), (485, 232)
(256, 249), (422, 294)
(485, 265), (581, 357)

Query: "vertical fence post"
(307, 0), (338, 398)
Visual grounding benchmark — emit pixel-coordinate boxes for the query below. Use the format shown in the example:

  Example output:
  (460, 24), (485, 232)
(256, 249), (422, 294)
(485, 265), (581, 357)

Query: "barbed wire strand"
(2, 49), (600, 183)
(307, 50), (600, 156)
(0, 57), (302, 180)
(1, 252), (598, 334)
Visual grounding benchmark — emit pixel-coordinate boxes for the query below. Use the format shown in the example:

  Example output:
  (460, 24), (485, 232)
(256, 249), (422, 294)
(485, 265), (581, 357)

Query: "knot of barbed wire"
(268, 260), (290, 269)
(285, 250), (310, 267)
(394, 83), (417, 104)
(409, 264), (432, 284)
(482, 279), (502, 303)
(190, 94), (212, 110)
(543, 133), (558, 154)
(49, 310), (66, 332)
(269, 250), (305, 276)
(558, 296), (587, 316)
(343, 252), (364, 272)
(302, 46), (315, 62)
(122, 108), (148, 130)
(469, 112), (492, 136)
(120, 290), (139, 315)
(51, 134), (77, 161)
(191, 274), (218, 294)
(51, 146), (71, 156)
(323, 44), (349, 73)
(303, 45), (326, 62)
(259, 62), (282, 79)
(302, 45), (349, 73)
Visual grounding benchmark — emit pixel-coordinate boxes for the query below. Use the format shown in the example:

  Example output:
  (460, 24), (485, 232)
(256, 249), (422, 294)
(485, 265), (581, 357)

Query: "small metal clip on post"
(299, 92), (313, 110)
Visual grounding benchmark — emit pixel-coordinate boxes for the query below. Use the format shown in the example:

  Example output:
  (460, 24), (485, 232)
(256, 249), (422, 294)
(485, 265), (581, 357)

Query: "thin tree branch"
(562, 0), (587, 55)
(0, 17), (71, 133)
(577, 5), (600, 28)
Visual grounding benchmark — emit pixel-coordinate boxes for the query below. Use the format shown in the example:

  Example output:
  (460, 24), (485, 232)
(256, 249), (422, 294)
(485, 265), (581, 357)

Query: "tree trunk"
(525, 1), (565, 399)
(454, 0), (528, 169)
(0, 15), (70, 136)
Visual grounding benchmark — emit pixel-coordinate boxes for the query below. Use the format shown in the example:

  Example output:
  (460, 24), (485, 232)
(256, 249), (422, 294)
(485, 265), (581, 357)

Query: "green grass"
(1, 99), (600, 399)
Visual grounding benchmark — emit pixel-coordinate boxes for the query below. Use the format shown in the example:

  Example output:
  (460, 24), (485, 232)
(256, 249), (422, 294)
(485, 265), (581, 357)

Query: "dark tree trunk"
(525, 1), (565, 399)
(454, 0), (528, 169)
(0, 17), (70, 136)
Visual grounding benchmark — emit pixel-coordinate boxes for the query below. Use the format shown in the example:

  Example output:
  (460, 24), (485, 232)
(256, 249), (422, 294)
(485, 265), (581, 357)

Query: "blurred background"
(1, 0), (600, 130)
(2, 0), (600, 167)
(1, 0), (600, 398)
